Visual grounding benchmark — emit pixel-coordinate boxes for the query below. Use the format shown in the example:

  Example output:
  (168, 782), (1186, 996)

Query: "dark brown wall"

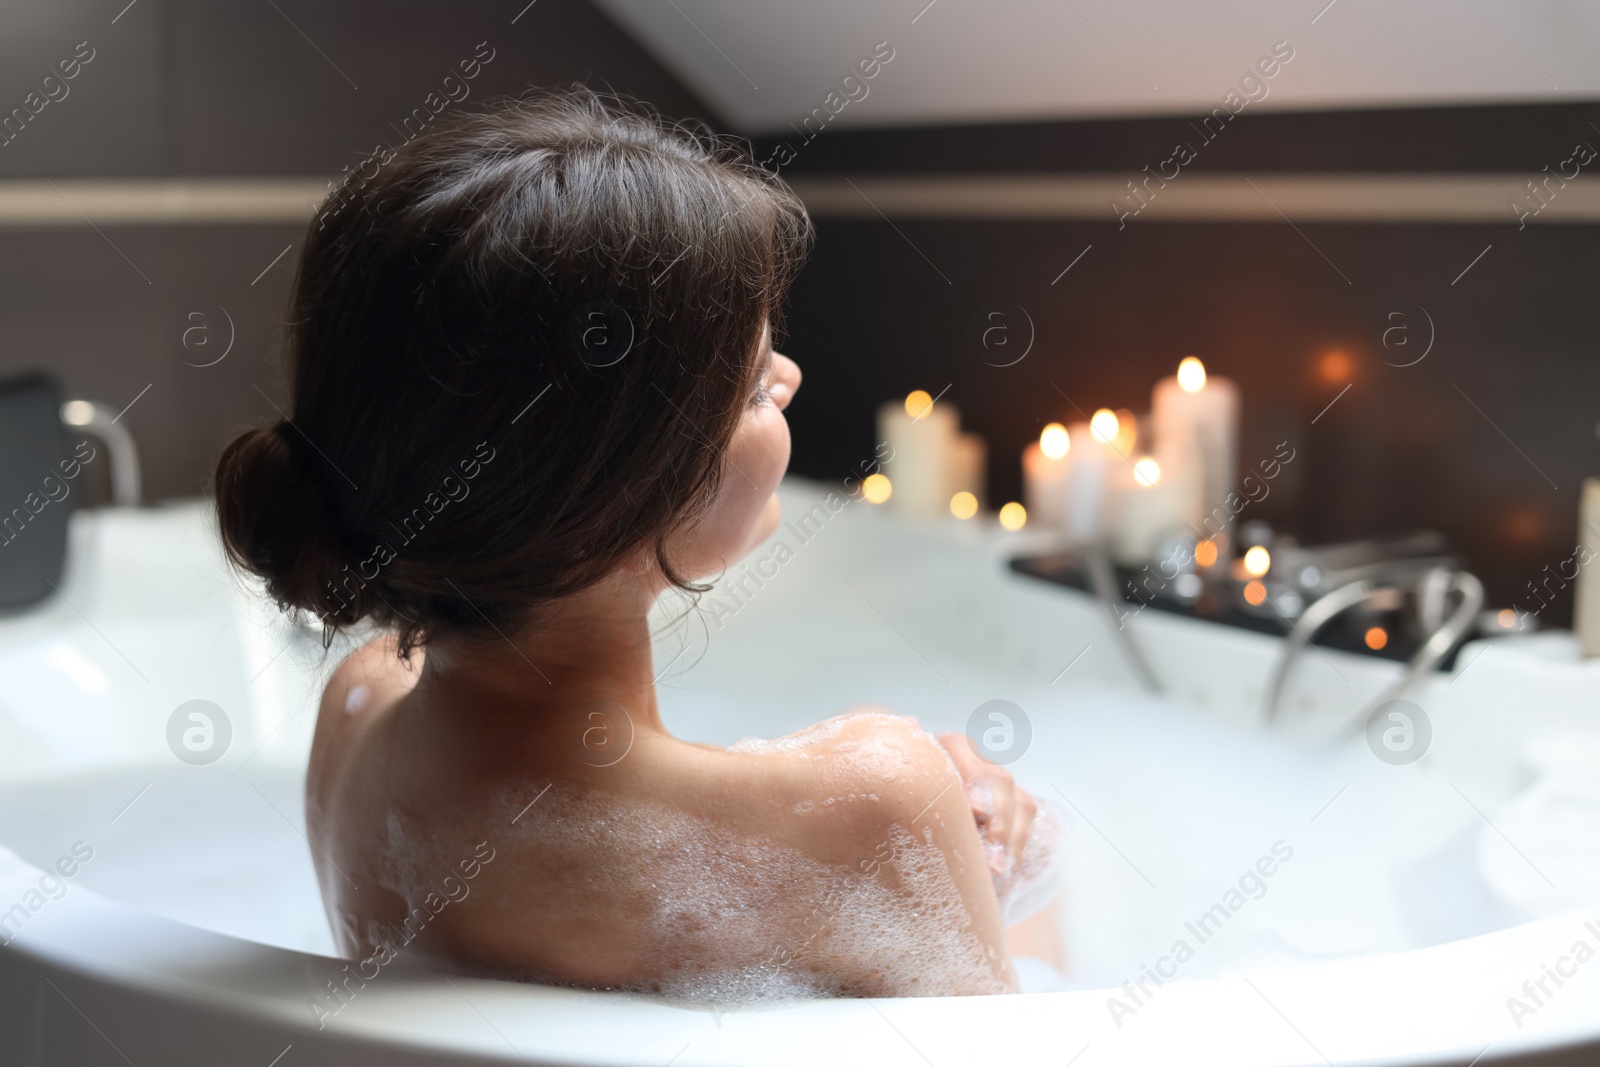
(0, 0), (712, 178)
(759, 103), (1600, 624)
(0, 0), (718, 502)
(3, 1), (1596, 625)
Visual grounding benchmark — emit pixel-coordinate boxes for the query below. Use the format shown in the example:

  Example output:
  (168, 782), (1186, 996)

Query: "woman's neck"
(412, 570), (667, 736)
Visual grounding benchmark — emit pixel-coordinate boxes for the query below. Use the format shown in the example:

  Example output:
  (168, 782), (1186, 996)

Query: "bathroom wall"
(0, 0), (712, 502)
(2, 1), (1593, 622)
(758, 101), (1600, 623)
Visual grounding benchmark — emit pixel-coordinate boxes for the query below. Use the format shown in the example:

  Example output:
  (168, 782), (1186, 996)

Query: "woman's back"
(215, 88), (1053, 1002)
(308, 637), (1015, 999)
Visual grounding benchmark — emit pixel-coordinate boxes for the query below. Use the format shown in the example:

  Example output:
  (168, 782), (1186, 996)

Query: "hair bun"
(214, 422), (356, 623)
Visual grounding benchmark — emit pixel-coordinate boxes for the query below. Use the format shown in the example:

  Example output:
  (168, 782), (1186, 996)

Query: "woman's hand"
(933, 732), (1038, 891)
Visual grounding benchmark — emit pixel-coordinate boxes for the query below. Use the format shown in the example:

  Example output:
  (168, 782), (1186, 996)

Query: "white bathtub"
(2, 479), (1598, 1065)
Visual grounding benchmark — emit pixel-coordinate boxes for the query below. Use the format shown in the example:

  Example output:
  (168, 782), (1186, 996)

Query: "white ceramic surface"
(1, 480), (1598, 1065)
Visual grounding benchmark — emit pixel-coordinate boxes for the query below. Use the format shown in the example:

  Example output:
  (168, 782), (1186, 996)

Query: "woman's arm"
(933, 733), (1037, 894)
(799, 713), (1019, 995)
(934, 732), (1066, 971)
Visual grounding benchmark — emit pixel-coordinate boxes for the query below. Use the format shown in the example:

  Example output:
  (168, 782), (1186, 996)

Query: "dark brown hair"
(214, 88), (812, 655)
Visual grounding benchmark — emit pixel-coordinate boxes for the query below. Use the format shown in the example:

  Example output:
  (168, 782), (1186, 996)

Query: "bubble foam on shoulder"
(726, 709), (920, 756)
(495, 780), (1008, 1003)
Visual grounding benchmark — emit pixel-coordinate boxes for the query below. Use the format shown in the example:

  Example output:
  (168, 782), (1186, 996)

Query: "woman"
(215, 88), (1060, 1001)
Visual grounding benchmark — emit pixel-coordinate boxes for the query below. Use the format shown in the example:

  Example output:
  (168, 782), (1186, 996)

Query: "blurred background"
(1, 0), (1597, 621)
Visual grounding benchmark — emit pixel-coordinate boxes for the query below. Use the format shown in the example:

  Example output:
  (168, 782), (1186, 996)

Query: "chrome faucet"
(1258, 532), (1485, 724)
(1081, 540), (1165, 695)
(60, 399), (142, 506)
(1018, 525), (1486, 718)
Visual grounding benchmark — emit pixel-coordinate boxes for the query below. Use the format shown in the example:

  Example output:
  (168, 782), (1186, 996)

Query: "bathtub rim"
(2, 844), (1598, 1067)
(5, 493), (1600, 1065)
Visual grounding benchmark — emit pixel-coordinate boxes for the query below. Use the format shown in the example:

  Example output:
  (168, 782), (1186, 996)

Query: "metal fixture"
(1082, 540), (1164, 695)
(1259, 531), (1485, 724)
(61, 399), (141, 506)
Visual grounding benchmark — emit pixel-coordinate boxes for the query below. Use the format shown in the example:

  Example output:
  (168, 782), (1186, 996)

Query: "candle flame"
(1114, 408), (1138, 454)
(904, 390), (934, 418)
(1089, 408), (1119, 443)
(1133, 457), (1161, 487)
(1177, 356), (1207, 393)
(1039, 422), (1070, 460)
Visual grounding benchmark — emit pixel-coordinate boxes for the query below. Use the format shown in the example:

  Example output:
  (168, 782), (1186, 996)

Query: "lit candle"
(1109, 455), (1201, 565)
(877, 390), (959, 519)
(948, 432), (987, 514)
(1113, 408), (1139, 457)
(1022, 422), (1071, 528)
(1062, 413), (1116, 545)
(1577, 478), (1600, 657)
(1151, 356), (1239, 531)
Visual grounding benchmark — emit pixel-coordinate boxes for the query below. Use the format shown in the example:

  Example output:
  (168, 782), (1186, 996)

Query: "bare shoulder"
(308, 633), (422, 802)
(729, 708), (967, 861)
(726, 706), (1015, 993)
(812, 708), (960, 801)
(320, 631), (420, 718)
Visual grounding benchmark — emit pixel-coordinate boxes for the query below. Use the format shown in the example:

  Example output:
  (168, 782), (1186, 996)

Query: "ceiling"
(593, 0), (1600, 133)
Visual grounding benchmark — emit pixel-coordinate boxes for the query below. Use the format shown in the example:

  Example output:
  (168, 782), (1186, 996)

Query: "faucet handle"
(61, 399), (141, 507)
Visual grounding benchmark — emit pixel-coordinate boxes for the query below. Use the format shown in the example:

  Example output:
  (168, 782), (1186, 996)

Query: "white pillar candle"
(1152, 357), (1239, 530)
(1022, 423), (1071, 528)
(1110, 457), (1202, 565)
(948, 432), (987, 512)
(1022, 455), (1064, 527)
(877, 390), (958, 519)
(1576, 478), (1600, 657)
(1063, 416), (1114, 545)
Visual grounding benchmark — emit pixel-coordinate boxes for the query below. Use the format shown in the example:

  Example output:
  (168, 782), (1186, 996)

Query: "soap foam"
(487, 779), (1008, 1004)
(996, 798), (1065, 925)
(360, 709), (1025, 1003)
(734, 711), (1061, 924)
(344, 683), (371, 714)
(726, 710), (914, 755)
(731, 712), (948, 803)
(377, 810), (428, 909)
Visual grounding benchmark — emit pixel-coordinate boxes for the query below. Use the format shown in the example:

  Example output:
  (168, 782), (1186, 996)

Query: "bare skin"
(305, 336), (1060, 998)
